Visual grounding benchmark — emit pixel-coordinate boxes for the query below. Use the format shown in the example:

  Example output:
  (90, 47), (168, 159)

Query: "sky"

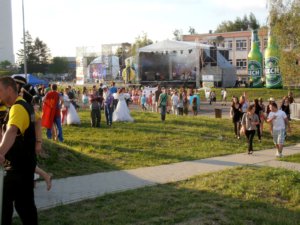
(11, 0), (268, 57)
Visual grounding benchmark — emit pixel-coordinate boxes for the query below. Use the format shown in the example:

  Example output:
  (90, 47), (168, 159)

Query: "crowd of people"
(230, 92), (295, 156)
(0, 75), (296, 225)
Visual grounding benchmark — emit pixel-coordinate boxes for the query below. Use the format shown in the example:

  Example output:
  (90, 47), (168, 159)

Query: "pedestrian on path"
(267, 102), (291, 157)
(253, 99), (263, 142)
(221, 88), (227, 106)
(230, 96), (242, 139)
(241, 104), (260, 154)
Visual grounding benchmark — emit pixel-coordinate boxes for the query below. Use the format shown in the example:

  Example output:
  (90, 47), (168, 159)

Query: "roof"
(138, 40), (214, 53)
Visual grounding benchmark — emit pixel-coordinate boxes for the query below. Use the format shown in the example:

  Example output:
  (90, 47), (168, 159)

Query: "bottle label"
(265, 56), (282, 88)
(248, 60), (262, 87)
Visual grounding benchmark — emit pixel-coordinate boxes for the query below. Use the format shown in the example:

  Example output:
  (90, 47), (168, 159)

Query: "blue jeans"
(47, 116), (63, 142)
(105, 105), (113, 125)
(160, 105), (166, 121)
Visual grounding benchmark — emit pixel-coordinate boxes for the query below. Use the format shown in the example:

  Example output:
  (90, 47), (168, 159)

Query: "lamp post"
(22, 0), (27, 80)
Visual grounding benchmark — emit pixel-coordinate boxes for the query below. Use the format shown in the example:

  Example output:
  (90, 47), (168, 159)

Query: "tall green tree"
(0, 60), (12, 69)
(271, 0), (300, 87)
(17, 31), (51, 74)
(215, 13), (260, 33)
(188, 27), (196, 35)
(48, 57), (69, 74)
(130, 32), (153, 57)
(0, 60), (16, 76)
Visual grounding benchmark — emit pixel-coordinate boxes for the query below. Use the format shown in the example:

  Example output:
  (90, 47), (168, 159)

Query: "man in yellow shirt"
(0, 77), (38, 225)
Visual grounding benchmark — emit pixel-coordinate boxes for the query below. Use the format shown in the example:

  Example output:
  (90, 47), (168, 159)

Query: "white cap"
(102, 85), (107, 89)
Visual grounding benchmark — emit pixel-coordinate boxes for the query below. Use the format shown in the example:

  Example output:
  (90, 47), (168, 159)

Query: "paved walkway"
(34, 143), (300, 211)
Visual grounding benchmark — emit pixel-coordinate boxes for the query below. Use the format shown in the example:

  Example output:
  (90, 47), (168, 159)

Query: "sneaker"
(276, 151), (281, 157)
(279, 152), (283, 158)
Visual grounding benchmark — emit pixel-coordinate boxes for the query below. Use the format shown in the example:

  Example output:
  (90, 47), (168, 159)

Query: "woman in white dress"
(62, 88), (81, 125)
(113, 88), (134, 122)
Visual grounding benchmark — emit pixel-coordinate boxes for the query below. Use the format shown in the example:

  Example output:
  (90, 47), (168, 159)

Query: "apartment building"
(182, 29), (268, 82)
(0, 0), (14, 63)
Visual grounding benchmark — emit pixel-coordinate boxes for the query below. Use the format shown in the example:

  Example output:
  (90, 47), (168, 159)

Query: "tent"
(12, 74), (49, 87)
(88, 55), (120, 80)
(138, 40), (236, 88)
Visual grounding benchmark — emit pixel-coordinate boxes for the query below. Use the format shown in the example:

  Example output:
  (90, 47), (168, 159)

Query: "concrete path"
(34, 143), (300, 211)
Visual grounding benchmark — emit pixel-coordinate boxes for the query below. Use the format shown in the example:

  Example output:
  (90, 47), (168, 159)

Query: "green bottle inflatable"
(248, 30), (263, 88)
(264, 32), (282, 89)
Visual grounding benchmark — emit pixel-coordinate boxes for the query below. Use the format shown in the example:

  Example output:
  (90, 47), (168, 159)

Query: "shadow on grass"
(39, 139), (122, 178)
(19, 177), (300, 225)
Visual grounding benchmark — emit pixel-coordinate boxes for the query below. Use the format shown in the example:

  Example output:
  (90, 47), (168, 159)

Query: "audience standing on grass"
(192, 97), (198, 116)
(177, 93), (184, 116)
(209, 91), (216, 105)
(171, 91), (179, 115)
(0, 77), (38, 225)
(89, 88), (102, 128)
(267, 102), (291, 157)
(113, 88), (134, 122)
(61, 88), (71, 124)
(13, 77), (52, 191)
(221, 88), (227, 106)
(154, 85), (162, 113)
(140, 94), (147, 111)
(110, 82), (118, 111)
(158, 87), (168, 121)
(102, 85), (114, 127)
(42, 84), (64, 142)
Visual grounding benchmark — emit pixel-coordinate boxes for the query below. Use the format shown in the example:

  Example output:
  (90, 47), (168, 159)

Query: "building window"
(226, 40), (232, 50)
(236, 59), (247, 69)
(228, 59), (232, 64)
(236, 40), (247, 50)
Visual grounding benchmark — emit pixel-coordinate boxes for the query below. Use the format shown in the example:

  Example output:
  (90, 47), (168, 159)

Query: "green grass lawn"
(38, 110), (300, 179)
(210, 87), (300, 102)
(15, 166), (300, 225)
(280, 153), (300, 163)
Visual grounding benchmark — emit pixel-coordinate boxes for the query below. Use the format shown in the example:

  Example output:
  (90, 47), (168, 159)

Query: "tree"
(188, 27), (196, 35)
(271, 0), (300, 87)
(173, 29), (182, 41)
(130, 32), (153, 57)
(0, 60), (12, 69)
(17, 31), (51, 74)
(48, 57), (69, 74)
(214, 13), (260, 33)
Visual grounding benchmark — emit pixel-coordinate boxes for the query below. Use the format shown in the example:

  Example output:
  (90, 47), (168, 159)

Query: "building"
(0, 0), (14, 63)
(182, 29), (268, 83)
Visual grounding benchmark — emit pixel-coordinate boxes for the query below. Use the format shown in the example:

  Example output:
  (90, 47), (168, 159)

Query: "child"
(151, 93), (156, 112)
(192, 97), (198, 115)
(141, 94), (147, 111)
